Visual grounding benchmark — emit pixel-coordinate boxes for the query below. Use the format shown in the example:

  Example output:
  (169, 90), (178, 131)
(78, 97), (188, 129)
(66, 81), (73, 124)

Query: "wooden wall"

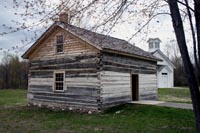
(28, 55), (102, 111)
(100, 71), (132, 109)
(138, 74), (157, 100)
(28, 75), (101, 110)
(29, 27), (99, 61)
(101, 52), (157, 74)
(100, 52), (158, 109)
(28, 28), (102, 111)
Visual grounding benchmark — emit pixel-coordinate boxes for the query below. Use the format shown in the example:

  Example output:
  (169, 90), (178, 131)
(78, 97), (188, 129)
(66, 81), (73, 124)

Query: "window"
(56, 35), (64, 53)
(149, 42), (153, 49)
(54, 72), (64, 91)
(162, 73), (168, 75)
(155, 42), (159, 48)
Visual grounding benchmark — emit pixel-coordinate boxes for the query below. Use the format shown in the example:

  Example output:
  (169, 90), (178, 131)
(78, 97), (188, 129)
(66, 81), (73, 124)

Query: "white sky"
(0, 0), (193, 62)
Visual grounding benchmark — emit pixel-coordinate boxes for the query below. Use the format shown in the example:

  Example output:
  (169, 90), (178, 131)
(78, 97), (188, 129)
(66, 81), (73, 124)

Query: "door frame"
(131, 74), (139, 101)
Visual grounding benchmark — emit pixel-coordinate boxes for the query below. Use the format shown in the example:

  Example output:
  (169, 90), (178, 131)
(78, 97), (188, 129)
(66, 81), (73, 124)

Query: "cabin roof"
(22, 21), (160, 61)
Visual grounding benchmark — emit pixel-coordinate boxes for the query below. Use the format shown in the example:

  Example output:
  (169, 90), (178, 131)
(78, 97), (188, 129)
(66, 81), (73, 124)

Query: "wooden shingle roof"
(22, 21), (160, 61)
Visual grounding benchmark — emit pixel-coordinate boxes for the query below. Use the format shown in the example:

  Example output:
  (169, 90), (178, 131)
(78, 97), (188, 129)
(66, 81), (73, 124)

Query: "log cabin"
(22, 13), (160, 112)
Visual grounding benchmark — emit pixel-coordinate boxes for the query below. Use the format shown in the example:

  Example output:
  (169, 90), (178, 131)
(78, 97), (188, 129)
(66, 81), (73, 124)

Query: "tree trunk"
(194, 0), (200, 69)
(168, 0), (200, 132)
(185, 0), (200, 84)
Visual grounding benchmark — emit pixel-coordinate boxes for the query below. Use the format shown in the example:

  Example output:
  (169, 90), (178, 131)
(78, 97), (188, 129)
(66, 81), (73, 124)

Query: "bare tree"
(164, 39), (180, 59)
(0, 54), (28, 89)
(184, 0), (200, 83)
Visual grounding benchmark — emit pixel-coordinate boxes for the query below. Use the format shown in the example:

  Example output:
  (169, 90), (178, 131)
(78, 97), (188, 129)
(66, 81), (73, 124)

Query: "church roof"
(151, 49), (176, 68)
(147, 38), (161, 43)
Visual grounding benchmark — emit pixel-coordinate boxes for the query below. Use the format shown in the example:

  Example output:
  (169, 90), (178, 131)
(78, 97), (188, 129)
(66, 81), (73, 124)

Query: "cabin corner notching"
(23, 19), (159, 112)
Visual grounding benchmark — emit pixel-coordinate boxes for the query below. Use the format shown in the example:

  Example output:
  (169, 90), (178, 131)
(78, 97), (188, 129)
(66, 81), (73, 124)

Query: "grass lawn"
(158, 88), (192, 103)
(0, 89), (27, 106)
(0, 89), (196, 132)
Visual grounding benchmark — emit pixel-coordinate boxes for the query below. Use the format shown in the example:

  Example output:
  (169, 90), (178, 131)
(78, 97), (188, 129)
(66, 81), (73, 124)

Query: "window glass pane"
(149, 42), (153, 48)
(56, 35), (64, 53)
(56, 44), (63, 53)
(56, 83), (63, 90)
(162, 73), (167, 75)
(56, 35), (63, 43)
(56, 73), (64, 81)
(155, 42), (159, 48)
(60, 74), (63, 81)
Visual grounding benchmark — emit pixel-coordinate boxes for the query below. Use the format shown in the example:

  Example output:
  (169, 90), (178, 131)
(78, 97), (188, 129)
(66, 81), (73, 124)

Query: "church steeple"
(147, 38), (161, 52)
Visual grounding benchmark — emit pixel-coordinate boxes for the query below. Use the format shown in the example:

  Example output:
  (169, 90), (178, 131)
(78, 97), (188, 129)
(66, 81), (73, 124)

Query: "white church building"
(148, 38), (175, 88)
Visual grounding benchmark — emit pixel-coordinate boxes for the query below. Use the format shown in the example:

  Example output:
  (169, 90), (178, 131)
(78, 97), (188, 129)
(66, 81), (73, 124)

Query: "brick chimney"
(59, 12), (69, 23)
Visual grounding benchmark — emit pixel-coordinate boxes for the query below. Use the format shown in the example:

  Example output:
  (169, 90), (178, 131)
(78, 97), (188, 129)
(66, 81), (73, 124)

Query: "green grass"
(0, 89), (27, 106)
(0, 104), (196, 132)
(0, 89), (196, 132)
(158, 88), (192, 103)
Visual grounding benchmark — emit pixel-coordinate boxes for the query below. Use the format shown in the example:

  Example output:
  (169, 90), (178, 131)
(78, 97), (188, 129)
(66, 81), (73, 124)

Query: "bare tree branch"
(128, 12), (170, 42)
(184, 0), (200, 78)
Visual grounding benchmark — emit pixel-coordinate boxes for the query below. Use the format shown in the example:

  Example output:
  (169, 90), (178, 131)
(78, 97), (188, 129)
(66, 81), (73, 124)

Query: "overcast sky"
(0, 1), (193, 62)
(0, 2), (35, 60)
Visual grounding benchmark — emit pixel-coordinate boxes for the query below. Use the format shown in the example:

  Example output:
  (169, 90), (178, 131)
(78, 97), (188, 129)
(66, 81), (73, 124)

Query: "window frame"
(53, 71), (65, 92)
(56, 35), (64, 53)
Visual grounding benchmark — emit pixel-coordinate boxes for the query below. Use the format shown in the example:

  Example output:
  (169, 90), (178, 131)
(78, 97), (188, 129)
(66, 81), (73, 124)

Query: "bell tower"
(147, 38), (161, 52)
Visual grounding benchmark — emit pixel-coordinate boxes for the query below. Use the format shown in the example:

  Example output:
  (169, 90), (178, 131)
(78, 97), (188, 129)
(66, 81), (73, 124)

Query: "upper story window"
(149, 42), (153, 49)
(155, 42), (159, 48)
(56, 35), (64, 53)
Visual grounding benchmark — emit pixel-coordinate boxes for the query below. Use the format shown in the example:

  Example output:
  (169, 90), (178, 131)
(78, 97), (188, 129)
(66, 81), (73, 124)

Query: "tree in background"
(171, 56), (188, 86)
(0, 53), (28, 89)
(165, 39), (199, 87)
